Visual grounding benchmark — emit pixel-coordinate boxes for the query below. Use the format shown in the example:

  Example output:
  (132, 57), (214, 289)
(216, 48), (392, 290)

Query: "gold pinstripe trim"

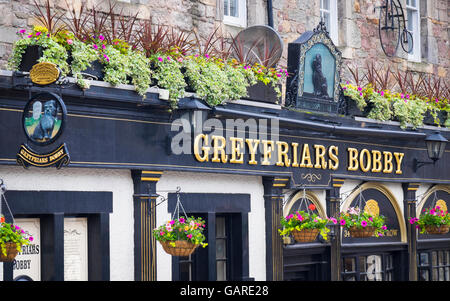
(141, 177), (161, 182)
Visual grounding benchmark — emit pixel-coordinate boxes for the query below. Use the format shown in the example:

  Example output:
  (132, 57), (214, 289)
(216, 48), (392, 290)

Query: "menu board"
(64, 218), (88, 281)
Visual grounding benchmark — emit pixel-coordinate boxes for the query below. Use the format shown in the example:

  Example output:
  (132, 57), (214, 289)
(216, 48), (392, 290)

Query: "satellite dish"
(231, 25), (283, 68)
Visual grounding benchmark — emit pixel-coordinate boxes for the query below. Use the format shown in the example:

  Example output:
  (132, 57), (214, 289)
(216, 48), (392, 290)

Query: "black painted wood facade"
(0, 71), (449, 281)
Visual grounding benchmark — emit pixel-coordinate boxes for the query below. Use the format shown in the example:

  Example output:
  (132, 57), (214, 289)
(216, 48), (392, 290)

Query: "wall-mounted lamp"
(413, 131), (448, 172)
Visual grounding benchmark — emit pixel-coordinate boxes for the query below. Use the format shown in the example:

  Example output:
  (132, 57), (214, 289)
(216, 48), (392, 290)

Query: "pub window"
(406, 0), (421, 62)
(223, 0), (247, 28)
(176, 213), (235, 281)
(342, 254), (395, 281)
(320, 0), (338, 45)
(418, 250), (450, 281)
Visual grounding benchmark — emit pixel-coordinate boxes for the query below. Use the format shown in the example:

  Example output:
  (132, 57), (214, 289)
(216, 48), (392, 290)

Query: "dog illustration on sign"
(32, 100), (58, 141)
(312, 54), (329, 98)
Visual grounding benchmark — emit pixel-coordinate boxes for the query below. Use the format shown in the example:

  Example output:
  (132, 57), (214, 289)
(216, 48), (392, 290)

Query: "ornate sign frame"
(286, 22), (343, 112)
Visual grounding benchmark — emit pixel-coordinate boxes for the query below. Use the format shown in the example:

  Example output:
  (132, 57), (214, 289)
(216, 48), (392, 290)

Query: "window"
(320, 0), (338, 45)
(406, 0), (421, 62)
(342, 253), (396, 281)
(418, 250), (450, 281)
(223, 0), (247, 28)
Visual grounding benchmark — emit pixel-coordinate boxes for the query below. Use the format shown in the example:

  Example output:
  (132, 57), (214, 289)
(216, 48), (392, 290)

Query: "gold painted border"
(416, 185), (450, 216)
(283, 190), (326, 218)
(341, 182), (407, 243)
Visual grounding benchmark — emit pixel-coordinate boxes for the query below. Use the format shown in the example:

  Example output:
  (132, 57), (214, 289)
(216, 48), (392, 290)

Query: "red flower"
(0, 216), (4, 223)
(308, 203), (316, 211)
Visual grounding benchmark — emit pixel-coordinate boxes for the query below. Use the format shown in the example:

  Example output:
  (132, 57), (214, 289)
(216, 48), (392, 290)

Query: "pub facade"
(0, 0), (448, 281)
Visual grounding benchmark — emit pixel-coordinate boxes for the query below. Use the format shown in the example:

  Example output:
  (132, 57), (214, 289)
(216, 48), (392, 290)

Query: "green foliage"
(279, 211), (331, 241)
(153, 216), (208, 248)
(338, 207), (388, 237)
(0, 216), (33, 256)
(151, 53), (186, 108)
(410, 206), (450, 234)
(8, 26), (69, 76)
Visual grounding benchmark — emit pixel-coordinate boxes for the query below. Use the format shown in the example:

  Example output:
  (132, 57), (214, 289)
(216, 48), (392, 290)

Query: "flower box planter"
(423, 110), (448, 126)
(291, 228), (319, 243)
(81, 59), (104, 81)
(344, 96), (372, 117)
(424, 225), (449, 235)
(0, 242), (19, 262)
(160, 240), (199, 257)
(18, 45), (43, 72)
(243, 82), (280, 104)
(349, 226), (376, 238)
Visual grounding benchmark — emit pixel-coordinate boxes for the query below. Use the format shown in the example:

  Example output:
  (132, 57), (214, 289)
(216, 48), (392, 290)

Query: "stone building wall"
(0, 0), (448, 91)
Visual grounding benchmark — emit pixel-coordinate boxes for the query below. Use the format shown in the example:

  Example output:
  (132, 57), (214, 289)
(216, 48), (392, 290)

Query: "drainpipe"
(267, 0), (274, 28)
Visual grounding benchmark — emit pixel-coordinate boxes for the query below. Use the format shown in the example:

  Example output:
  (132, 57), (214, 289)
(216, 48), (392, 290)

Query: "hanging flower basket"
(0, 242), (19, 262)
(279, 209), (330, 243)
(160, 240), (199, 257)
(153, 216), (208, 257)
(291, 228), (320, 243)
(424, 225), (449, 235)
(338, 207), (388, 238)
(349, 226), (377, 238)
(0, 215), (34, 262)
(410, 206), (450, 235)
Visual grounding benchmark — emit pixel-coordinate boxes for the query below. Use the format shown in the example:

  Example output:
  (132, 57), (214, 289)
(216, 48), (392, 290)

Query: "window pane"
(216, 239), (226, 259)
(419, 269), (429, 281)
(216, 217), (226, 237)
(321, 0), (330, 10)
(230, 0), (238, 17)
(321, 12), (330, 31)
(224, 0), (229, 16)
(419, 253), (429, 266)
(343, 257), (355, 272)
(217, 261), (227, 281)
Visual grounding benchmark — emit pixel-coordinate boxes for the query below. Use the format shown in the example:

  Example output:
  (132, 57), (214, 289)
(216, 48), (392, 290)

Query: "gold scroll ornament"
(29, 62), (60, 85)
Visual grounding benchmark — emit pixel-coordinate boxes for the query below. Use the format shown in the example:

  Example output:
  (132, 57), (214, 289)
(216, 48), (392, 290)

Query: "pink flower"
(167, 56), (171, 61)
(329, 217), (337, 224)
(400, 93), (404, 98)
(35, 32), (41, 36)
(380, 91), (385, 96)
(103, 54), (109, 62)
(19, 29), (26, 34)
(29, 236), (34, 241)
(430, 209), (436, 215)
(67, 39), (73, 45)
(98, 34), (105, 41)
(286, 214), (293, 220)
(340, 219), (346, 226)
(382, 225), (387, 230)
(276, 73), (281, 78)
(359, 92), (363, 96)
(205, 54), (209, 58)
(27, 34), (33, 38)
(358, 87), (362, 91)
(93, 44), (98, 50)
(297, 214), (304, 222)
(409, 218), (416, 224)
(187, 234), (193, 239)
(177, 57), (183, 63)
(169, 220), (175, 225)
(435, 98), (439, 103)
(179, 217), (185, 224)
(361, 220), (367, 227)
(158, 57), (163, 62)
(160, 231), (165, 236)
(102, 44), (106, 50)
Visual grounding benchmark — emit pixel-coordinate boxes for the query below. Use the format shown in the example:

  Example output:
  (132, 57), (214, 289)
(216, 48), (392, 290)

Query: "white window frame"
(320, 0), (339, 45)
(223, 0), (247, 28)
(406, 0), (421, 62)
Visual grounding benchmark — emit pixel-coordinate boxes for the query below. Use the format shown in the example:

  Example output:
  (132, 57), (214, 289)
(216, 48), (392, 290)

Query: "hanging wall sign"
(285, 21), (343, 113)
(16, 92), (70, 169)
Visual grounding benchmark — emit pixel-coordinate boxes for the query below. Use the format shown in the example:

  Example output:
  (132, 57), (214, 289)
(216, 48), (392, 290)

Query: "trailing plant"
(338, 207), (388, 237)
(8, 26), (69, 75)
(409, 206), (450, 234)
(366, 88), (393, 122)
(391, 94), (428, 129)
(341, 82), (367, 111)
(127, 49), (152, 96)
(182, 54), (230, 106)
(0, 215), (34, 257)
(152, 216), (208, 248)
(279, 210), (331, 241)
(150, 53), (186, 108)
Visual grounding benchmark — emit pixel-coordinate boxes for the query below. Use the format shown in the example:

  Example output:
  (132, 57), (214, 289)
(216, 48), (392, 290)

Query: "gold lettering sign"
(29, 62), (60, 85)
(16, 143), (69, 169)
(192, 134), (405, 175)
